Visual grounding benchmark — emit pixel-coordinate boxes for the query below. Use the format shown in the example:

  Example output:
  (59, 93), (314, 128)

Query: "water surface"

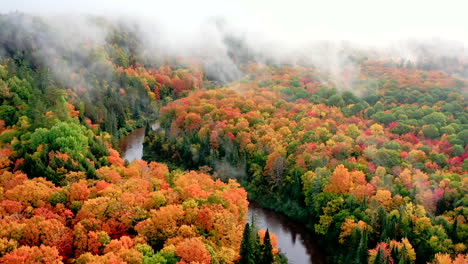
(118, 127), (145, 162)
(120, 125), (326, 264)
(248, 202), (325, 264)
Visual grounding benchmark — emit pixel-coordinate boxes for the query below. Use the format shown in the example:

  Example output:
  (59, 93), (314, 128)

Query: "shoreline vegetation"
(0, 13), (466, 264)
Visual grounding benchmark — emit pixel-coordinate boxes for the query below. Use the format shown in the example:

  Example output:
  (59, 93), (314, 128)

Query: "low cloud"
(1, 0), (467, 88)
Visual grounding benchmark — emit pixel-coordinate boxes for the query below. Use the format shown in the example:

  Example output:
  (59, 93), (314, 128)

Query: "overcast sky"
(1, 0), (467, 47)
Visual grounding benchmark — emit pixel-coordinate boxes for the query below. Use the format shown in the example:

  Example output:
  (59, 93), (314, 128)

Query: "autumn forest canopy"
(0, 11), (467, 264)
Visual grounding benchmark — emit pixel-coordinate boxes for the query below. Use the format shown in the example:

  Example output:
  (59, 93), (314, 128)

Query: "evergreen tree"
(355, 228), (368, 264)
(240, 223), (262, 264)
(251, 225), (261, 264)
(398, 244), (409, 264)
(346, 227), (360, 262)
(378, 206), (394, 241)
(239, 223), (252, 264)
(373, 248), (389, 264)
(451, 217), (459, 243)
(261, 229), (274, 264)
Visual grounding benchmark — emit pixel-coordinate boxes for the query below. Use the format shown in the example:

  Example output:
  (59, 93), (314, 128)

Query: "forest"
(0, 12), (467, 264)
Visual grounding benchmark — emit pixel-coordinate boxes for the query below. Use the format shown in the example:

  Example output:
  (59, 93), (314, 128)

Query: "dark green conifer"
(347, 227), (360, 262)
(251, 225), (261, 264)
(373, 248), (389, 264)
(355, 228), (368, 264)
(261, 229), (274, 264)
(239, 223), (252, 264)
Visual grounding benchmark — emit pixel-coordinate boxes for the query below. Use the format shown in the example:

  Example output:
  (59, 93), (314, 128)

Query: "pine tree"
(239, 223), (252, 264)
(261, 229), (274, 264)
(347, 227), (360, 262)
(239, 222), (263, 264)
(397, 243), (414, 264)
(251, 226), (261, 264)
(355, 228), (368, 264)
(378, 206), (392, 241)
(373, 248), (389, 264)
(451, 217), (459, 243)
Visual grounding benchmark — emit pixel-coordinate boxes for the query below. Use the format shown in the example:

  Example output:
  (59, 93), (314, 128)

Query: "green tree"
(423, 125), (440, 139)
(355, 228), (368, 264)
(457, 130), (468, 145)
(261, 229), (274, 264)
(31, 122), (89, 156)
(373, 248), (390, 264)
(422, 112), (446, 127)
(328, 94), (346, 107)
(373, 149), (401, 168)
(371, 112), (397, 125)
(240, 223), (256, 264)
(390, 123), (412, 135)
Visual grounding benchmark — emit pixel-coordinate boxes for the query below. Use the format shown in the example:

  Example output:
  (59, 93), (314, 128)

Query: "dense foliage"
(239, 224), (282, 264)
(0, 13), (204, 138)
(0, 155), (249, 263)
(0, 42), (250, 262)
(0, 12), (467, 264)
(0, 14), (250, 264)
(146, 63), (467, 263)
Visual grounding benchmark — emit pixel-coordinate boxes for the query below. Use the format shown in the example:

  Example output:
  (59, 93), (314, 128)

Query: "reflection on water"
(120, 124), (325, 264)
(119, 122), (160, 163)
(118, 127), (145, 162)
(248, 202), (325, 264)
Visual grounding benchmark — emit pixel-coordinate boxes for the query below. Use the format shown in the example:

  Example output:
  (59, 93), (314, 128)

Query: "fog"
(1, 0), (467, 84)
(3, 0), (468, 43)
(4, 0), (468, 43)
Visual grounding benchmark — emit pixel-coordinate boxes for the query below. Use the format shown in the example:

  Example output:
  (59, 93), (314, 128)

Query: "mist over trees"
(0, 6), (466, 264)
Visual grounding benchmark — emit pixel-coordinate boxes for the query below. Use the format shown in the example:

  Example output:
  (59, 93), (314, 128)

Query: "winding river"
(248, 203), (325, 264)
(119, 125), (325, 264)
(118, 126), (146, 163)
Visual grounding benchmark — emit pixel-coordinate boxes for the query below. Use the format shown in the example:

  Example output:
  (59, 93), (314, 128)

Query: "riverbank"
(248, 202), (325, 264)
(119, 125), (327, 264)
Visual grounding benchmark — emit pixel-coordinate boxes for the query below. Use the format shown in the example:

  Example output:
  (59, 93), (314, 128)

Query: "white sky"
(1, 0), (467, 46)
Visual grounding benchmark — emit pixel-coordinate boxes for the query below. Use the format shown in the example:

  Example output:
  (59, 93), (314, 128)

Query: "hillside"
(0, 13), (467, 264)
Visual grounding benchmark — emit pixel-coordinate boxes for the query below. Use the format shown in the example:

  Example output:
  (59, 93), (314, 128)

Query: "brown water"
(248, 202), (325, 264)
(118, 122), (161, 163)
(120, 125), (326, 264)
(118, 127), (146, 162)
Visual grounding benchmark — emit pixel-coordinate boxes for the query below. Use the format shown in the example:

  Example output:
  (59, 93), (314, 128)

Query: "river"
(248, 203), (325, 264)
(118, 126), (146, 163)
(119, 125), (325, 264)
